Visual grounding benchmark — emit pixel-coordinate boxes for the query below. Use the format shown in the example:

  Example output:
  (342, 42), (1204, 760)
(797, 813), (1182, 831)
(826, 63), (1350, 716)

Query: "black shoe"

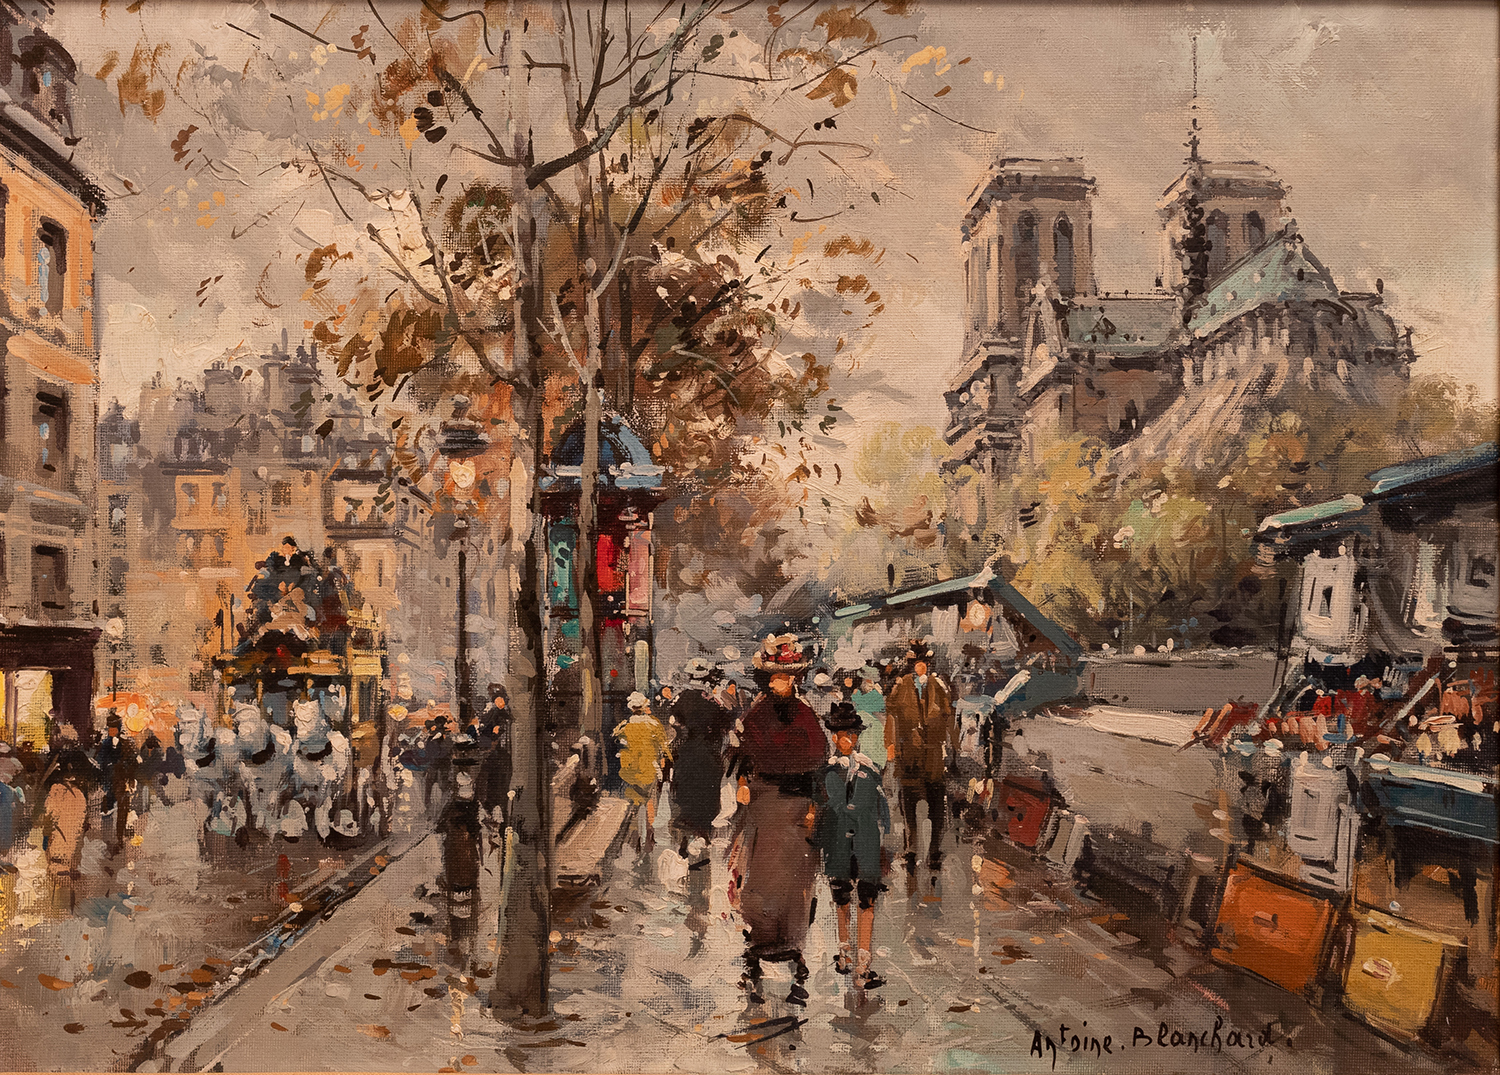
(927, 853), (943, 871)
(833, 950), (852, 974)
(903, 851), (917, 873)
(787, 983), (810, 1006)
(858, 968), (885, 990)
(740, 974), (765, 1003)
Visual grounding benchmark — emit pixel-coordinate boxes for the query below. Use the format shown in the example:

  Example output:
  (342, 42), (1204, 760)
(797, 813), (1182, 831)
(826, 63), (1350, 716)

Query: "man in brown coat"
(885, 641), (958, 871)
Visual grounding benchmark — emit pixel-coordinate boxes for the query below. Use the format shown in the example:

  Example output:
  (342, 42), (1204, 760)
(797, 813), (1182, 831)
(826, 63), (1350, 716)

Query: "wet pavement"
(155, 795), (1486, 1074)
(0, 776), (427, 1071)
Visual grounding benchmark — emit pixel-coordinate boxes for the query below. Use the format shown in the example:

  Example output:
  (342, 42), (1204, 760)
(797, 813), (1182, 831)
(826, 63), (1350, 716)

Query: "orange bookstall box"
(1212, 862), (1338, 1001)
(1000, 776), (1053, 850)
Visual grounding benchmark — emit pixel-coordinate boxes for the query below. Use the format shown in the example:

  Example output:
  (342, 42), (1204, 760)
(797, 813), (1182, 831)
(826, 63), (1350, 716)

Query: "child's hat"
(825, 701), (864, 733)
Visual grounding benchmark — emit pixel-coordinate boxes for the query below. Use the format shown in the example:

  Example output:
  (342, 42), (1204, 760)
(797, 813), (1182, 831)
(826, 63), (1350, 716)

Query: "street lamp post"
(439, 397), (488, 728)
(454, 514), (471, 727)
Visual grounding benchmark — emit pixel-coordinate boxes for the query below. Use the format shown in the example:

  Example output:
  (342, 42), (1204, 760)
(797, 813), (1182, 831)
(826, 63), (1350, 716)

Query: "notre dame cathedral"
(941, 146), (1417, 513)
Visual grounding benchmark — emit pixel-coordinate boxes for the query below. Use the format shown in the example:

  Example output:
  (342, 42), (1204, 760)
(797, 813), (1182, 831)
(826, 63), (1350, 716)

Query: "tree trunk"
(574, 292), (605, 773)
(491, 15), (551, 1011)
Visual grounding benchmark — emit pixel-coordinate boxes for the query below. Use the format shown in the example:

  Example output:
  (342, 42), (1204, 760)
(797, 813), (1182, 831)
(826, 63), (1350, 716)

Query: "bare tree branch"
(419, 0), (496, 55)
(897, 86), (997, 135)
(364, 223), (444, 305)
(409, 189), (509, 384)
(525, 1), (714, 190)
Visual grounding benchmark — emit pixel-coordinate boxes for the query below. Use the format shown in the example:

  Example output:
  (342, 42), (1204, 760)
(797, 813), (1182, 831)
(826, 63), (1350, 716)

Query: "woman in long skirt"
(726, 636), (828, 1005)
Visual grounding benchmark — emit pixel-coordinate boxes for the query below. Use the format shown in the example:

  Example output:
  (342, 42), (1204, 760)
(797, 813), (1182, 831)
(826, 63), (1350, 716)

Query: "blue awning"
(1257, 494), (1366, 534)
(832, 569), (1082, 660)
(1366, 441), (1497, 499)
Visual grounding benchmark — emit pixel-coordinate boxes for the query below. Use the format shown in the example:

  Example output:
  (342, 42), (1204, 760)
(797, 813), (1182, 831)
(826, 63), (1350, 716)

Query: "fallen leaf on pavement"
(949, 1004), (972, 1013)
(38, 974), (73, 991)
(64, 1023), (85, 1034)
(270, 1022), (288, 1032)
(358, 1024), (391, 1039)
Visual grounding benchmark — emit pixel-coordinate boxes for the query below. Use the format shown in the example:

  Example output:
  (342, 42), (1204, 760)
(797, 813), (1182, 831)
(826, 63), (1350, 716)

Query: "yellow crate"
(1343, 909), (1463, 1041)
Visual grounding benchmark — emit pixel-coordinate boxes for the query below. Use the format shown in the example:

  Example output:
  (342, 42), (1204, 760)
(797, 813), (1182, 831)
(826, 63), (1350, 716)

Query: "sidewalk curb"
(127, 827), (429, 1072)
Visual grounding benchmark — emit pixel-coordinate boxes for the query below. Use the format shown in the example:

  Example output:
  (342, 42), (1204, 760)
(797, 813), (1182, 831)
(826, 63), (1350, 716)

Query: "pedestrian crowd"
(608, 635), (973, 1004)
(0, 686), (508, 915)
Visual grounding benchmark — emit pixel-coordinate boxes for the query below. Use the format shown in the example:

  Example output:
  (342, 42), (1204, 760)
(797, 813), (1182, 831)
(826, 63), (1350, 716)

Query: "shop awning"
(832, 569), (1082, 660)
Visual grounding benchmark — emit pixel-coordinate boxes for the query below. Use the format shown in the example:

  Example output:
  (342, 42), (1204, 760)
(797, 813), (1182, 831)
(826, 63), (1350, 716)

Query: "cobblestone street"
(152, 800), (1466, 1074)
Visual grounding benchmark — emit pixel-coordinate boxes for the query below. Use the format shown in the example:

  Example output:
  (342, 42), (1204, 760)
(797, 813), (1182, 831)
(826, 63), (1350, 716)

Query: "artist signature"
(1030, 1018), (1288, 1069)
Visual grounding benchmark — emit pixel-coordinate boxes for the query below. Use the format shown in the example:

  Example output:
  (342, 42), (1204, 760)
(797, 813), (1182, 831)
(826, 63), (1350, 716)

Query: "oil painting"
(0, 1), (1495, 1072)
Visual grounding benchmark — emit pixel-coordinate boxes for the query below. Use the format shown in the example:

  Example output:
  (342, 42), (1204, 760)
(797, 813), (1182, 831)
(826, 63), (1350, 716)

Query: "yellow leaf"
(399, 115), (418, 151)
(212, 191), (225, 206)
(196, 213), (217, 228)
(305, 90), (320, 108)
(902, 45), (945, 74)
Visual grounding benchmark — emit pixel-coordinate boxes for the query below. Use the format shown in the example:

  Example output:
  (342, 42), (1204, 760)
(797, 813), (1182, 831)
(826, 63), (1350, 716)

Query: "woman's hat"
(825, 701), (864, 733)
(627, 691), (651, 713)
(812, 672), (834, 689)
(752, 633), (809, 674)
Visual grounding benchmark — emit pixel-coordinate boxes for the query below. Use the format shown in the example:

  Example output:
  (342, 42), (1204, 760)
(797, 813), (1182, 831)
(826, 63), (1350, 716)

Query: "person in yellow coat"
(613, 691), (672, 851)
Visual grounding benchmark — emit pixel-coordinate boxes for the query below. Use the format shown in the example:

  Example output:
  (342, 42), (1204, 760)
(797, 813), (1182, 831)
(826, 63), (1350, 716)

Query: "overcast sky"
(57, 2), (1498, 436)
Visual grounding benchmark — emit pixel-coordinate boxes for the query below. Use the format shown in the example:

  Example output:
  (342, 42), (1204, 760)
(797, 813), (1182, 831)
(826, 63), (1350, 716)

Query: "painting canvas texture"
(0, 1), (1495, 1071)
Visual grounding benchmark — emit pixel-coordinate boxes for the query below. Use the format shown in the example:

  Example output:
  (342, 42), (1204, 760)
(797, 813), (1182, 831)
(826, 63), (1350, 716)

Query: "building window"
(377, 558), (385, 588)
(991, 237), (1004, 327)
(1205, 209), (1229, 279)
(37, 220), (67, 315)
(271, 480), (293, 506)
(1014, 213), (1039, 298)
(109, 494), (128, 533)
(1468, 554), (1495, 590)
(1119, 399), (1139, 432)
(212, 482), (228, 512)
(182, 482), (199, 511)
(1053, 216), (1075, 297)
(35, 390), (66, 480)
(32, 545), (68, 611)
(1313, 584), (1334, 618)
(1243, 211), (1265, 248)
(107, 556), (127, 597)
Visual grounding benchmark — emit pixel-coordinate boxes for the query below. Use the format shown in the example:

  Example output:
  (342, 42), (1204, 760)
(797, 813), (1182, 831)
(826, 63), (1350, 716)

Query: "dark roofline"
(1365, 442), (1498, 502)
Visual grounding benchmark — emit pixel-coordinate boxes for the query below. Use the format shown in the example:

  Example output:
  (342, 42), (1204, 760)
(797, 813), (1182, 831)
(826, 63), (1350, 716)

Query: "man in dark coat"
(886, 641), (957, 871)
(668, 658), (735, 861)
(438, 744), (483, 943)
(95, 714), (137, 852)
(476, 688), (512, 824)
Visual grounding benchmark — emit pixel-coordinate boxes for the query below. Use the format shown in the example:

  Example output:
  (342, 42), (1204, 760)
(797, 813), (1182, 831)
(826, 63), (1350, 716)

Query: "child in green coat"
(818, 701), (891, 988)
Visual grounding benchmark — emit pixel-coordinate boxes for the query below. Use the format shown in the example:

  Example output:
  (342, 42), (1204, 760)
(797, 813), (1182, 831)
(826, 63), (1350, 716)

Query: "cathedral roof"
(1187, 225), (1350, 338)
(1158, 160), (1285, 204)
(1064, 296), (1180, 357)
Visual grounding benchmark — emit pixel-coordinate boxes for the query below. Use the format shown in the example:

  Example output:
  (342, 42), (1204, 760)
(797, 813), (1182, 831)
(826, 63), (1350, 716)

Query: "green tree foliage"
(988, 375), (1497, 652)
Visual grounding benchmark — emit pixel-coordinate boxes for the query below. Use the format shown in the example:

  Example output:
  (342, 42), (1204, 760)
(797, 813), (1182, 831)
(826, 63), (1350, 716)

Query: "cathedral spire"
(1186, 35), (1201, 163)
